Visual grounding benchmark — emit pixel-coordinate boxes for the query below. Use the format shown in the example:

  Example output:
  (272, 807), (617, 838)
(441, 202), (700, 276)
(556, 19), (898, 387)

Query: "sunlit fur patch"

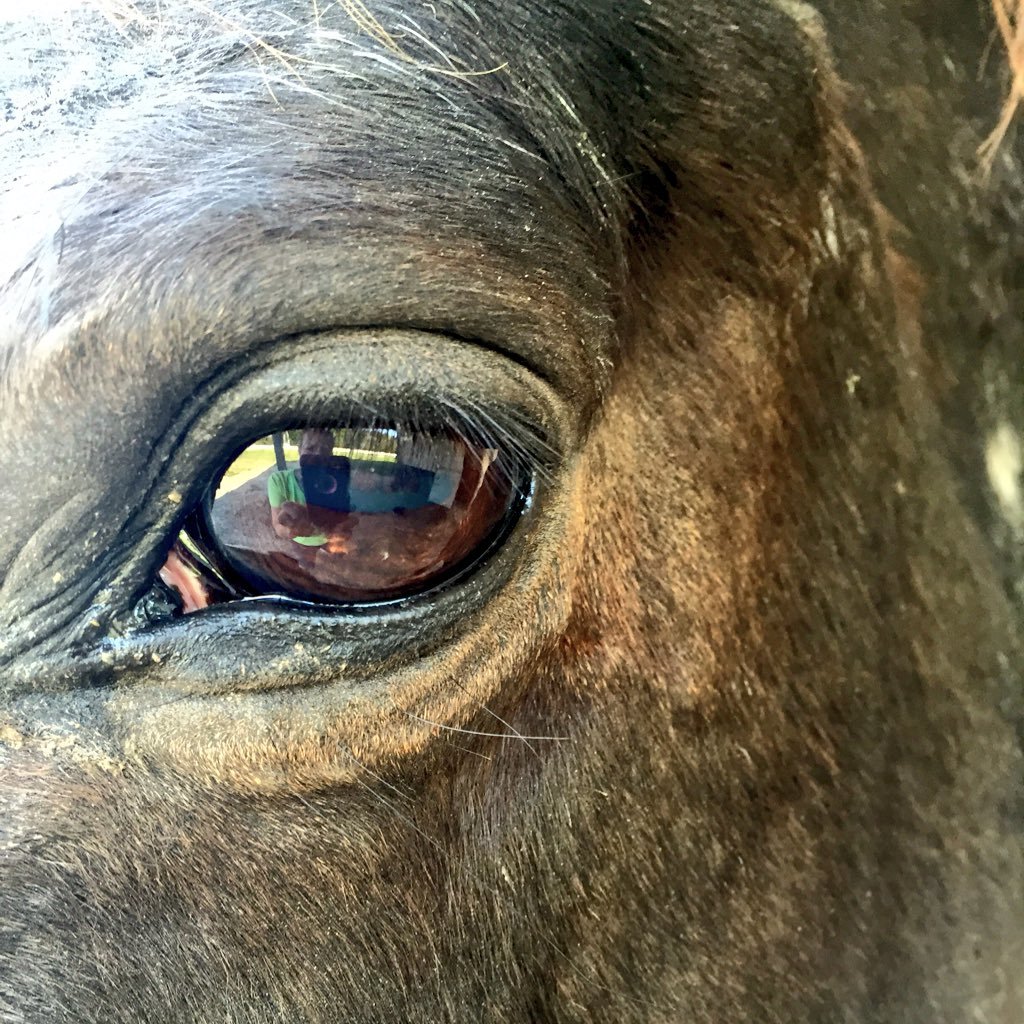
(986, 422), (1024, 535)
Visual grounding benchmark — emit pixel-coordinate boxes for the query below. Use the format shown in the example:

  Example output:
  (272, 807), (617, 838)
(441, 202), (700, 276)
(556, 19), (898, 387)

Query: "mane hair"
(981, 0), (1024, 168)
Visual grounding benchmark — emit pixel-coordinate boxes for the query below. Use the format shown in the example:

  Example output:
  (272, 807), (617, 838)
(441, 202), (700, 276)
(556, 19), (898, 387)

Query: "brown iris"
(158, 423), (525, 612)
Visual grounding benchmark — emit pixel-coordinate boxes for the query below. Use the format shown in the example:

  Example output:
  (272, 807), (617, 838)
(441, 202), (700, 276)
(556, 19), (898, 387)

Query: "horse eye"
(157, 422), (528, 613)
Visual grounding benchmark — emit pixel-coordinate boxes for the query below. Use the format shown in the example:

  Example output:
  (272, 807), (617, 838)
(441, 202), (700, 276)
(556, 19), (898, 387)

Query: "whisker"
(440, 740), (493, 762)
(404, 712), (568, 743)
(336, 745), (446, 852)
(335, 744), (415, 804)
(474, 703), (540, 758)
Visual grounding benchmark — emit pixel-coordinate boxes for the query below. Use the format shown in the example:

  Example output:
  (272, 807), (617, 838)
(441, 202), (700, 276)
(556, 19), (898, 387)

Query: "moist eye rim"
(93, 465), (552, 699)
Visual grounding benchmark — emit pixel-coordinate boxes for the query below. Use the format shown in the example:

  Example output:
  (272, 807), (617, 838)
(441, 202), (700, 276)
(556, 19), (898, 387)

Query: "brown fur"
(0, 2), (1021, 1021)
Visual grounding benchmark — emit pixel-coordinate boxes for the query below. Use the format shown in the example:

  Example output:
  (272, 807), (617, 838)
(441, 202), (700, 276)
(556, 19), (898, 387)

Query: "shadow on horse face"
(0, 2), (1021, 1021)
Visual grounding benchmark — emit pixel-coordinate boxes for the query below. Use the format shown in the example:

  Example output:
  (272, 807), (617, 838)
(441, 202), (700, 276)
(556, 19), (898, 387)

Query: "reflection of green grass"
(217, 446), (279, 495)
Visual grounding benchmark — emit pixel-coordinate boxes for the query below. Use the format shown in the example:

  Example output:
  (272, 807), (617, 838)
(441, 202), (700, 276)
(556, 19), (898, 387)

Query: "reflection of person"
(267, 429), (335, 547)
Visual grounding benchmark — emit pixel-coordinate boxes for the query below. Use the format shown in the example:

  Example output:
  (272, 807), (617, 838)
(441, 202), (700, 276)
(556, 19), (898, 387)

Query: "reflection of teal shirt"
(266, 470), (326, 547)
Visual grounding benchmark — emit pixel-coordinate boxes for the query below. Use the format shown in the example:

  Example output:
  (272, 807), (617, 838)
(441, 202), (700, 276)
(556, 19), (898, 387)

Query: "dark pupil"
(175, 425), (519, 607)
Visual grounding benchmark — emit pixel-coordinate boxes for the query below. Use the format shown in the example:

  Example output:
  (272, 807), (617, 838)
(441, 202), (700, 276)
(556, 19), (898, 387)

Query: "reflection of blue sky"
(428, 471), (461, 507)
(344, 462), (460, 512)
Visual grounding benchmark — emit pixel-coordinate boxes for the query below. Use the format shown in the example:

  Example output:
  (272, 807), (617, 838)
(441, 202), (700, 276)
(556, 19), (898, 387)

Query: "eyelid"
(96, 330), (569, 638)
(148, 331), (564, 521)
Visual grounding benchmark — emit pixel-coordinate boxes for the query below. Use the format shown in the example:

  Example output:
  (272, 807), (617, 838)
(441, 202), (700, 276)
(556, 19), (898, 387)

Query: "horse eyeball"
(166, 423), (527, 610)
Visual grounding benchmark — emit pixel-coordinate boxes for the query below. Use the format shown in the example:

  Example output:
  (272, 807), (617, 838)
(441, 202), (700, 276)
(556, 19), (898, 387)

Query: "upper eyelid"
(128, 344), (565, 629)
(141, 332), (564, 535)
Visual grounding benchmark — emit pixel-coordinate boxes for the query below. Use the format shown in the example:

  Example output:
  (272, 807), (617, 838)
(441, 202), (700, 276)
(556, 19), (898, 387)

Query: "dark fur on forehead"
(1, 0), (823, 363)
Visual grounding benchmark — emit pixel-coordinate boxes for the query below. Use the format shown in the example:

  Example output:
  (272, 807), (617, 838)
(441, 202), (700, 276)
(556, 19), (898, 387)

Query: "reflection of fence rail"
(248, 443), (397, 462)
(217, 444), (402, 500)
